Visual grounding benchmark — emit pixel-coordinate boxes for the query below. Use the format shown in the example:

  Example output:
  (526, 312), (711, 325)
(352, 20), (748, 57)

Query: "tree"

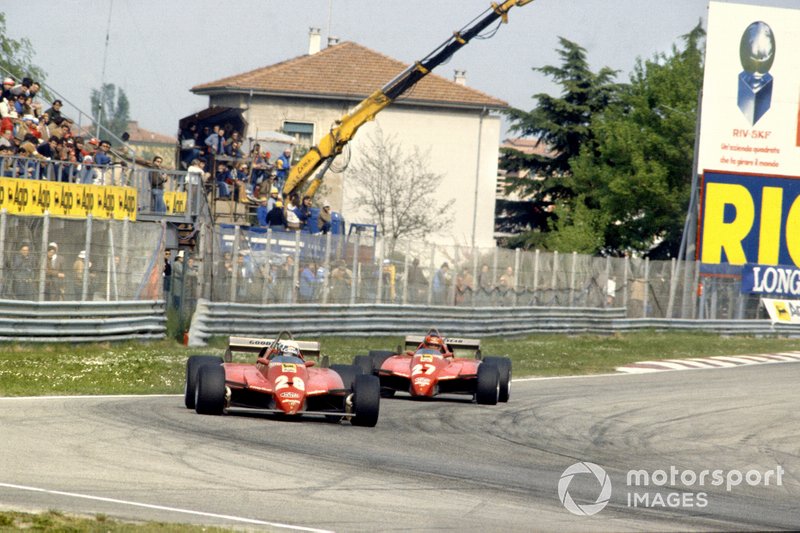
(0, 14), (48, 95)
(347, 128), (453, 252)
(500, 37), (620, 246)
(90, 83), (130, 140)
(569, 23), (705, 258)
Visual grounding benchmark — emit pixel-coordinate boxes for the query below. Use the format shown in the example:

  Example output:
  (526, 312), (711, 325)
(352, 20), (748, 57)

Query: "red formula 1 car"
(353, 329), (511, 404)
(184, 332), (380, 426)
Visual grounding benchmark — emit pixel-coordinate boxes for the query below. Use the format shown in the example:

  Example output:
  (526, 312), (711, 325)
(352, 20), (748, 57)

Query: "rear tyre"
(483, 356), (512, 403)
(195, 364), (226, 415)
(331, 364), (362, 390)
(475, 362), (499, 405)
(185, 355), (224, 409)
(351, 374), (380, 427)
(353, 355), (374, 375)
(368, 350), (395, 359)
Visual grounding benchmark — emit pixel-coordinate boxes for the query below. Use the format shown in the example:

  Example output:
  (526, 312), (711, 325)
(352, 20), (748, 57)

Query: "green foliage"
(0, 13), (48, 98)
(570, 23), (705, 257)
(89, 83), (131, 141)
(500, 38), (620, 238)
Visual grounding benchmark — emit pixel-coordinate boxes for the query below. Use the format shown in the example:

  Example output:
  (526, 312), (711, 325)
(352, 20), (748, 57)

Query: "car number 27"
(412, 364), (436, 376)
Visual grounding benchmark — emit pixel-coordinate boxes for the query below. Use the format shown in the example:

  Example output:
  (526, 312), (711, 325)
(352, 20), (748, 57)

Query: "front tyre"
(195, 364), (226, 415)
(483, 356), (512, 403)
(475, 362), (499, 405)
(351, 374), (380, 427)
(185, 355), (223, 409)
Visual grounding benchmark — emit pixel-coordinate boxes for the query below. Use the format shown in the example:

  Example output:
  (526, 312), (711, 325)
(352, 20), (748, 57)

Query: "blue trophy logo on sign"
(737, 21), (775, 125)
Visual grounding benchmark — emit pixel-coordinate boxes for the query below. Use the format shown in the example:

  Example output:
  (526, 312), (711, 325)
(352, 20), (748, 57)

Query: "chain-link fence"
(195, 226), (765, 320)
(0, 212), (165, 302)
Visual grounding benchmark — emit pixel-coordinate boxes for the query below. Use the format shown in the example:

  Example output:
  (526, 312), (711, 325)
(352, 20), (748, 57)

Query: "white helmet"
(281, 340), (301, 357)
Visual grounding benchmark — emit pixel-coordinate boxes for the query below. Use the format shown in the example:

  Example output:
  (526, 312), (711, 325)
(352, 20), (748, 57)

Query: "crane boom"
(282, 0), (534, 199)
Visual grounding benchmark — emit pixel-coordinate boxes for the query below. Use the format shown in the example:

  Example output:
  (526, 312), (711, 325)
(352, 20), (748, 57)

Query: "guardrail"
(0, 299), (167, 343)
(187, 299), (800, 346)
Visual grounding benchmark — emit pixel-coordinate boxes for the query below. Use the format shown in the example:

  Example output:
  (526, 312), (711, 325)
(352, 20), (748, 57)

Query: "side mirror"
(304, 360), (316, 367)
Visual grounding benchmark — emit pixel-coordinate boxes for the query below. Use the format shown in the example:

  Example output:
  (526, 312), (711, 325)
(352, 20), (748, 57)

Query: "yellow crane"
(282, 0), (534, 199)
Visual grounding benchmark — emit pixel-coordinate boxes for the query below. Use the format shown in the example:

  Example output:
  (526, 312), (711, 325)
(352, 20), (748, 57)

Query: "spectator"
(70, 250), (92, 301)
(256, 196), (270, 227)
(455, 267), (474, 305)
(477, 263), (492, 305)
(179, 122), (201, 168)
(215, 162), (232, 198)
(45, 242), (65, 301)
(225, 139), (243, 159)
(329, 259), (352, 303)
(94, 139), (112, 166)
(267, 186), (279, 212)
(1, 77), (14, 102)
(186, 158), (207, 210)
(204, 125), (225, 155)
(77, 155), (97, 184)
(249, 143), (269, 194)
(407, 257), (427, 303)
(295, 195), (312, 231)
(44, 99), (65, 125)
(285, 194), (301, 231)
(275, 147), (292, 189)
(266, 199), (286, 229)
(150, 155), (168, 213)
(298, 262), (317, 302)
(432, 262), (451, 304)
(318, 201), (332, 234)
(11, 243), (36, 300)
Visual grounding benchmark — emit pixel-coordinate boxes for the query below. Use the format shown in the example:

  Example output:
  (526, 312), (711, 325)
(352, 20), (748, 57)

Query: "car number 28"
(275, 375), (305, 391)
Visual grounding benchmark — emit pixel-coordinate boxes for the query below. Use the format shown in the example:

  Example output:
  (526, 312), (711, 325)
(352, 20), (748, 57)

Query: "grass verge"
(0, 332), (798, 396)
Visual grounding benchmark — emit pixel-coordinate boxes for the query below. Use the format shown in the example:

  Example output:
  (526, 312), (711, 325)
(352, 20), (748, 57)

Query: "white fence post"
(350, 232), (360, 305)
(427, 243), (436, 305)
(81, 215), (94, 301)
(38, 212), (50, 302)
(533, 249), (540, 305)
(569, 251), (577, 308)
(322, 230), (332, 304)
(513, 247), (521, 307)
(642, 257), (650, 318)
(375, 238), (385, 304)
(292, 231), (301, 304)
(230, 225), (240, 303)
(402, 241), (410, 306)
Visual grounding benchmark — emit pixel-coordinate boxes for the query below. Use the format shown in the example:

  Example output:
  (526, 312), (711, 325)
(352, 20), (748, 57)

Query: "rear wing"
(403, 335), (481, 353)
(227, 336), (322, 359)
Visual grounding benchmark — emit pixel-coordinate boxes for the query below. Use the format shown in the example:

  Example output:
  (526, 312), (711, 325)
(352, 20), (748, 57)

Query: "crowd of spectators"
(0, 75), (126, 183)
(179, 120), (334, 234)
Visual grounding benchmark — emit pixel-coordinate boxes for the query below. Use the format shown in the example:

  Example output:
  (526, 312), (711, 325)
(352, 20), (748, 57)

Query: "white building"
(191, 39), (507, 248)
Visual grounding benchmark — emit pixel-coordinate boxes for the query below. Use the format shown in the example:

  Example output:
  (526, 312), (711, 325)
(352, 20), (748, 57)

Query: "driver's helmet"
(423, 334), (444, 351)
(280, 340), (301, 358)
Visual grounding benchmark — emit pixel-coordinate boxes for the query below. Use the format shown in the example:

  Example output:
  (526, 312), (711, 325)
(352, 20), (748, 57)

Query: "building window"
(282, 121), (314, 149)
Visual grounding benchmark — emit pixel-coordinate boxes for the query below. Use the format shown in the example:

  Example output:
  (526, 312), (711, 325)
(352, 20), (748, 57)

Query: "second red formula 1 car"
(353, 329), (511, 404)
(185, 332), (380, 426)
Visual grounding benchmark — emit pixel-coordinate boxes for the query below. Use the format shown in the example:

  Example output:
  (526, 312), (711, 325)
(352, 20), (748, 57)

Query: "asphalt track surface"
(1, 362), (799, 532)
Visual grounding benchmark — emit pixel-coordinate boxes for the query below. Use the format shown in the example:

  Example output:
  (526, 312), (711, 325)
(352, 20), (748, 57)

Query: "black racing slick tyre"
(351, 374), (380, 427)
(483, 356), (512, 403)
(185, 355), (224, 409)
(331, 364), (362, 390)
(195, 363), (226, 415)
(475, 362), (499, 405)
(353, 355), (374, 375)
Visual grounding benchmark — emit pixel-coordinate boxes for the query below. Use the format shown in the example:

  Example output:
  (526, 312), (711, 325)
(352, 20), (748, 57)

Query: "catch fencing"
(200, 226), (764, 321)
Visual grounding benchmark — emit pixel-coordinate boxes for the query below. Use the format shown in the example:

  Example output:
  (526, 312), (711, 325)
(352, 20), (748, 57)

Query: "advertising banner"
(699, 2), (800, 178)
(761, 297), (800, 324)
(0, 178), (137, 221)
(698, 2), (800, 268)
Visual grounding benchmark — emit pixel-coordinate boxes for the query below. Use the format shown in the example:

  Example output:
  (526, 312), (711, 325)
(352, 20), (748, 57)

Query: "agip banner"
(698, 2), (800, 268)
(0, 179), (137, 221)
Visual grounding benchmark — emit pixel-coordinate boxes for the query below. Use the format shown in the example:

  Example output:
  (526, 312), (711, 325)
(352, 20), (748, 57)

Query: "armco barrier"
(0, 299), (167, 343)
(187, 299), (800, 346)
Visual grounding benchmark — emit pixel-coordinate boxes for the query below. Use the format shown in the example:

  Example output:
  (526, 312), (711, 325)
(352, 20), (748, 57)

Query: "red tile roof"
(192, 42), (507, 110)
(125, 121), (175, 144)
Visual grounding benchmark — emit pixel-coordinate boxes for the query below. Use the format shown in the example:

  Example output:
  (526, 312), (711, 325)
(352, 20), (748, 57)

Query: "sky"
(5, 0), (799, 139)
